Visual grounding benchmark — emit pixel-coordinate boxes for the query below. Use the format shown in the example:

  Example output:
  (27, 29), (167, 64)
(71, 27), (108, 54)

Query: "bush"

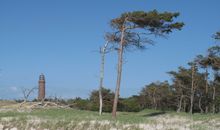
(67, 97), (91, 110)
(118, 96), (142, 112)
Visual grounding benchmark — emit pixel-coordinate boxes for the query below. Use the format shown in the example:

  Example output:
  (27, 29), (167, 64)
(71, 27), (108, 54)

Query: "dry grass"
(0, 101), (220, 130)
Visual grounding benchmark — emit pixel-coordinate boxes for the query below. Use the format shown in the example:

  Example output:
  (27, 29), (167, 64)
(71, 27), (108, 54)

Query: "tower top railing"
(39, 73), (45, 80)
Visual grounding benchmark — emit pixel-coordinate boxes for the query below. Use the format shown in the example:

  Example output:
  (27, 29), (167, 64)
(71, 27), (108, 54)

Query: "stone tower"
(38, 73), (45, 101)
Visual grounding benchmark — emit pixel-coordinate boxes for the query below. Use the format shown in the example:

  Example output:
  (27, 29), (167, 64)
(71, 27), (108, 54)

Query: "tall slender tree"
(98, 41), (109, 115)
(98, 34), (117, 115)
(207, 46), (220, 113)
(109, 10), (184, 118)
(195, 55), (211, 113)
(189, 62), (198, 114)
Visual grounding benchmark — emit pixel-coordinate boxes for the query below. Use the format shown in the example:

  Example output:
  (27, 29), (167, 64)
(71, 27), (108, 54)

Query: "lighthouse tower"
(38, 73), (46, 101)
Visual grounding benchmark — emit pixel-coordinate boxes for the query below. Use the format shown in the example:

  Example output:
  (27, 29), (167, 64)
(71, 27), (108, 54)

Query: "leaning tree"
(108, 10), (184, 118)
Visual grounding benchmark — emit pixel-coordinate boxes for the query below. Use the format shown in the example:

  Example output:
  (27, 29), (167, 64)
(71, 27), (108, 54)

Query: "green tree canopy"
(109, 10), (184, 50)
(214, 32), (220, 40)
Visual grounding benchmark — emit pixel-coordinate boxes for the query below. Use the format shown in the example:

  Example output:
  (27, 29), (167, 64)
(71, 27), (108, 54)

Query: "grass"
(0, 108), (152, 123)
(0, 103), (220, 130)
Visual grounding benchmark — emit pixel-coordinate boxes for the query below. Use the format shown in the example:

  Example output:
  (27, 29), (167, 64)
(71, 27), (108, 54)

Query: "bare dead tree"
(98, 33), (119, 115)
(22, 87), (37, 102)
(98, 41), (110, 115)
(20, 87), (37, 107)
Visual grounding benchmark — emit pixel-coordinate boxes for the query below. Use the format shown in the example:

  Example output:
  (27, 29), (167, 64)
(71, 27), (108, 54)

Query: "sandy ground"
(0, 114), (219, 130)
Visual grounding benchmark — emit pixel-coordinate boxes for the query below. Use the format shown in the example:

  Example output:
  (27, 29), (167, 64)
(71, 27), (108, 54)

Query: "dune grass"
(0, 106), (220, 130)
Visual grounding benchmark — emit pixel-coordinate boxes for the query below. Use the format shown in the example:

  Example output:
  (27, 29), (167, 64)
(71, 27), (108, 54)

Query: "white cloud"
(9, 86), (18, 92)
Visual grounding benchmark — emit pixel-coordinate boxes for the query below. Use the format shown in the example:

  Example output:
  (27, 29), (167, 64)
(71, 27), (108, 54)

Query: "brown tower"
(38, 73), (45, 101)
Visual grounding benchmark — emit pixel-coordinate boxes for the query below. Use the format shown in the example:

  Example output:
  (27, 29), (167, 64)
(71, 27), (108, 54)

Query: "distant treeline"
(14, 34), (220, 114)
(51, 44), (218, 114)
(43, 45), (220, 114)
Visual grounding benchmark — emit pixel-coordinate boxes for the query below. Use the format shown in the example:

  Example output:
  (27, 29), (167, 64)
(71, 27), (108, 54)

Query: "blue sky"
(0, 0), (219, 99)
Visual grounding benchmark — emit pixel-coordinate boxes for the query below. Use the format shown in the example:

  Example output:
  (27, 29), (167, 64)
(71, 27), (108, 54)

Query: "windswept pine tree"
(108, 10), (184, 118)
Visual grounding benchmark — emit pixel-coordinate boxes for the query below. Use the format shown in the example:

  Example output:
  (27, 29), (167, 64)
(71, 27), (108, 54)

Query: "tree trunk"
(199, 96), (204, 113)
(112, 27), (125, 118)
(190, 64), (195, 114)
(99, 48), (104, 116)
(98, 42), (109, 116)
(205, 69), (209, 113)
(190, 91), (194, 114)
(99, 90), (103, 115)
(153, 88), (157, 110)
(212, 86), (216, 114)
(177, 95), (183, 113)
(183, 99), (186, 112)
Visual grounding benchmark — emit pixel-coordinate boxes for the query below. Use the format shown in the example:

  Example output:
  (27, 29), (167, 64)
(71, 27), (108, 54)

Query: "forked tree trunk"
(177, 95), (183, 113)
(112, 26), (125, 118)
